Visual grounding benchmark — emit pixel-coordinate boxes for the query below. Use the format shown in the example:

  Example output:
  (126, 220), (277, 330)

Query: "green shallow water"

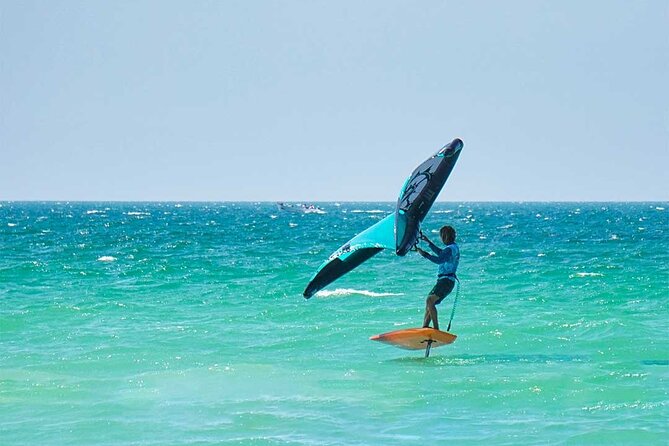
(1, 202), (667, 445)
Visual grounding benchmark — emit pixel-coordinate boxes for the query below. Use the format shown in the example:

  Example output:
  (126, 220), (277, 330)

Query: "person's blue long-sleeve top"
(419, 239), (460, 279)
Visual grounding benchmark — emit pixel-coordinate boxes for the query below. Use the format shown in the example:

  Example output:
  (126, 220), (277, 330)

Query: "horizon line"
(1, 199), (667, 204)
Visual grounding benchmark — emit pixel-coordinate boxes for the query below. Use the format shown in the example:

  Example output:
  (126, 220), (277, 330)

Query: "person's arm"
(416, 247), (440, 264)
(420, 234), (443, 255)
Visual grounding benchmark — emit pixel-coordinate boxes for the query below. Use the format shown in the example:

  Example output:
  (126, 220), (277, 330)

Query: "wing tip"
(303, 284), (317, 299)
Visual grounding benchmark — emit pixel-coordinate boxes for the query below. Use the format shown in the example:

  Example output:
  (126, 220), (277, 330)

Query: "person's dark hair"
(440, 225), (456, 244)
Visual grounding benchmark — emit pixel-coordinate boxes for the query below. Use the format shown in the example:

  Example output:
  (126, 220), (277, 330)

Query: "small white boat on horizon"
(276, 202), (326, 214)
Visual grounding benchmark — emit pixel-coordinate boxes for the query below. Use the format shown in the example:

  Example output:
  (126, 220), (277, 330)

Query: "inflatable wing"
(395, 138), (463, 255)
(303, 138), (463, 298)
(303, 213), (395, 298)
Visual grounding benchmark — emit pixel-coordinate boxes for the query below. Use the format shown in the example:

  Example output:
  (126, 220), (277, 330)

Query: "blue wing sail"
(395, 138), (463, 256)
(303, 138), (464, 298)
(303, 214), (395, 298)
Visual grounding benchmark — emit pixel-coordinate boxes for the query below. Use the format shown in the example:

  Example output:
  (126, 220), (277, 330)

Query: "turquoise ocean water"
(1, 202), (667, 445)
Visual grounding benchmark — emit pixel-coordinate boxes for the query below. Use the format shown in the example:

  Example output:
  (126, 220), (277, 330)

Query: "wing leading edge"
(395, 138), (463, 256)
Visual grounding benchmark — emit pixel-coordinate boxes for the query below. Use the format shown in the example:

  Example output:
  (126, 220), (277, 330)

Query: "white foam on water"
(126, 212), (150, 216)
(97, 256), (117, 262)
(392, 321), (410, 326)
(571, 272), (604, 278)
(315, 288), (403, 298)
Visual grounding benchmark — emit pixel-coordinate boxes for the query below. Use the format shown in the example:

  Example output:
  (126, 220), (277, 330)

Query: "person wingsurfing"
(415, 226), (459, 331)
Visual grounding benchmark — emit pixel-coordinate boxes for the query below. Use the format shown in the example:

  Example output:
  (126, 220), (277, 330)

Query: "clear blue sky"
(1, 1), (667, 201)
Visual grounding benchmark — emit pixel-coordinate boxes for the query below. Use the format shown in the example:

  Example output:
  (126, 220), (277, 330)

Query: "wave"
(570, 272), (604, 278)
(350, 210), (387, 214)
(314, 288), (403, 298)
(97, 256), (117, 262)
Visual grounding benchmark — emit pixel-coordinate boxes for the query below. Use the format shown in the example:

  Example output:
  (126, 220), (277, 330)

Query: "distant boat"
(276, 202), (326, 214)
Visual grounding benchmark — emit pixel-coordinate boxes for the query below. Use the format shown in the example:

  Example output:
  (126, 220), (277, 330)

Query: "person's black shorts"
(429, 278), (455, 304)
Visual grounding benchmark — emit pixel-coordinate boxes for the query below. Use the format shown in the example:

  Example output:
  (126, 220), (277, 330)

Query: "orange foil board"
(370, 327), (457, 350)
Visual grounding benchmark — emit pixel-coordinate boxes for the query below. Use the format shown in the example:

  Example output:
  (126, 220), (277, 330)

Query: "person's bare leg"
(423, 305), (431, 328)
(424, 294), (439, 329)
